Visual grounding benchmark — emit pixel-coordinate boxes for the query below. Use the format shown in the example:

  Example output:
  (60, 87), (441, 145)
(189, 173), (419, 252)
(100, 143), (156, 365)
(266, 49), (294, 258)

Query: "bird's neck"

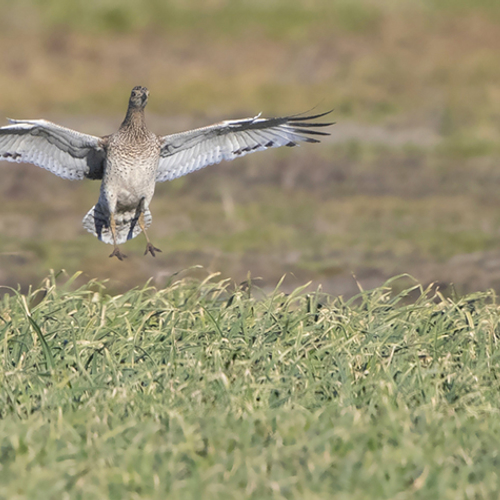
(120, 106), (147, 131)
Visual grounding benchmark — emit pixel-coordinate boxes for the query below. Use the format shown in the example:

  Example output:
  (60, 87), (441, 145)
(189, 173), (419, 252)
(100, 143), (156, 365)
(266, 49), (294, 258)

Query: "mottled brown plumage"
(84, 87), (162, 259)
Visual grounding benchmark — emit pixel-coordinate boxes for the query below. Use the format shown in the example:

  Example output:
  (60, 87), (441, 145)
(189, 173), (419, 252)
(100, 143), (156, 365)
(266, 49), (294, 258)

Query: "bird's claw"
(109, 248), (127, 261)
(144, 243), (162, 257)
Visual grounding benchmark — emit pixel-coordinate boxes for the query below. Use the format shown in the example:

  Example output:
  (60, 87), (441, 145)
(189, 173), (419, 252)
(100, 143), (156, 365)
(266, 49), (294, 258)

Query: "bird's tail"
(82, 204), (152, 245)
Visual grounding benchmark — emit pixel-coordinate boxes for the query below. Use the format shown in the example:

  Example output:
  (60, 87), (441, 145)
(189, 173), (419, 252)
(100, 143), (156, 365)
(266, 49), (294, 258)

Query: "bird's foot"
(109, 247), (127, 261)
(144, 242), (162, 257)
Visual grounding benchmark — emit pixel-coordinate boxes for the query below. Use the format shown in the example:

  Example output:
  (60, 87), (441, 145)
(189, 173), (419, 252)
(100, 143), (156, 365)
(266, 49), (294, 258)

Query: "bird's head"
(129, 86), (149, 109)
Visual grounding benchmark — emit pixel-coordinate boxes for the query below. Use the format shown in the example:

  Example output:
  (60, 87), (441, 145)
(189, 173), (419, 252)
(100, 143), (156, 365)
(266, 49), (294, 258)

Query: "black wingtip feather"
(302, 137), (321, 143)
(290, 128), (331, 136)
(287, 110), (334, 122)
(289, 121), (335, 128)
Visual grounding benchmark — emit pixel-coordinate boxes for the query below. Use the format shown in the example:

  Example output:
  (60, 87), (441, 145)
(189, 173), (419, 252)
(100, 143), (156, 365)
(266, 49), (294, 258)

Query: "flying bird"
(0, 86), (333, 260)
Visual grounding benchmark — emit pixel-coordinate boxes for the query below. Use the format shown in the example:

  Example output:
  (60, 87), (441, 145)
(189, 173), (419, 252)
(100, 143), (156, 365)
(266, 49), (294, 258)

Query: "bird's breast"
(101, 139), (160, 210)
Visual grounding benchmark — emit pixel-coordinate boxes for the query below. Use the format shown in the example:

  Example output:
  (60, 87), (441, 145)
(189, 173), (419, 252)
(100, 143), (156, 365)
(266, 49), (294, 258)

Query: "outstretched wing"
(156, 111), (333, 183)
(0, 119), (107, 180)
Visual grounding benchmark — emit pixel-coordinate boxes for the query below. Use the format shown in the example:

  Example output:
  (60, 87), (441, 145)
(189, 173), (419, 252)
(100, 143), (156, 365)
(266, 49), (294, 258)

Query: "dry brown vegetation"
(0, 0), (499, 295)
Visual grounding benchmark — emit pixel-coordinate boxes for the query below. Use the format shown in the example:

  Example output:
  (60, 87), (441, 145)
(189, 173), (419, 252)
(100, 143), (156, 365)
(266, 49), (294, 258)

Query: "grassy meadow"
(1, 1), (500, 497)
(1, 272), (500, 498)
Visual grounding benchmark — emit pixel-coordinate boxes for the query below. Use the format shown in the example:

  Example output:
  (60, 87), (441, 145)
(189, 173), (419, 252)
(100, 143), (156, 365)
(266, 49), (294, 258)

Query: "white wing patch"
(156, 111), (332, 183)
(0, 119), (106, 180)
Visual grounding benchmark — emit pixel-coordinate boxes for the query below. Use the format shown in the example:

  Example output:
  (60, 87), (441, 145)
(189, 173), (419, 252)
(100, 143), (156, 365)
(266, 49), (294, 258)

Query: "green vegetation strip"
(0, 273), (499, 498)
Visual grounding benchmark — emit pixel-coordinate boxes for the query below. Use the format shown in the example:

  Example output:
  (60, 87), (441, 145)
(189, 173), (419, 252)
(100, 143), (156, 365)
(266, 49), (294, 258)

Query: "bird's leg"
(108, 212), (127, 260)
(139, 211), (162, 257)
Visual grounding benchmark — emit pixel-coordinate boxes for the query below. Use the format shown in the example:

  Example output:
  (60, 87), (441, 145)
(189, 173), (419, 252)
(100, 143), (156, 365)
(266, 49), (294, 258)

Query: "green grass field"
(1, 272), (499, 498)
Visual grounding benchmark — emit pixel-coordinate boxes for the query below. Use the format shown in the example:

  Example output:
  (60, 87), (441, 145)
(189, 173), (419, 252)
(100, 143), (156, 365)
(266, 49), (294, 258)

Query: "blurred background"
(0, 0), (499, 296)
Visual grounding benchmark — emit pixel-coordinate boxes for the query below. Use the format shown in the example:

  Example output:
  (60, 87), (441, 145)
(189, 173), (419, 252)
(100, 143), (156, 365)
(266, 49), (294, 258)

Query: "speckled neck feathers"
(120, 105), (148, 137)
